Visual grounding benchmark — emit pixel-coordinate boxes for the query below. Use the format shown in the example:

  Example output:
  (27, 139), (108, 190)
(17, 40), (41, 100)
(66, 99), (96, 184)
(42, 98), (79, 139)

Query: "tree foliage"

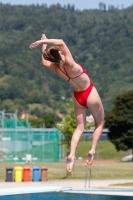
(0, 3), (133, 117)
(28, 115), (55, 128)
(105, 90), (133, 151)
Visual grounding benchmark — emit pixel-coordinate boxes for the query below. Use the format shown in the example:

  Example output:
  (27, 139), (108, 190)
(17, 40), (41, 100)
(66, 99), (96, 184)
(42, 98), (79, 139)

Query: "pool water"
(0, 191), (132, 200)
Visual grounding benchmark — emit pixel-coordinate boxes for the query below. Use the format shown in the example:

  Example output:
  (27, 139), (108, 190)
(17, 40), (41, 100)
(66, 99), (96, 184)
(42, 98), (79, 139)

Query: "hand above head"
(41, 33), (47, 40)
(29, 34), (47, 49)
(41, 33), (48, 52)
(29, 40), (43, 49)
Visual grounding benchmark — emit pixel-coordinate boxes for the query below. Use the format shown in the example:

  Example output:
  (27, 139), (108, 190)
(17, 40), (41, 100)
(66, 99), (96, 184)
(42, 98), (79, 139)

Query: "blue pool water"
(0, 191), (133, 200)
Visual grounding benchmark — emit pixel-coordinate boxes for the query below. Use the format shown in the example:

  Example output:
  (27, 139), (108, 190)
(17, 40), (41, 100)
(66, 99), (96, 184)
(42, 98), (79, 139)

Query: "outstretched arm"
(29, 34), (74, 64)
(30, 38), (64, 49)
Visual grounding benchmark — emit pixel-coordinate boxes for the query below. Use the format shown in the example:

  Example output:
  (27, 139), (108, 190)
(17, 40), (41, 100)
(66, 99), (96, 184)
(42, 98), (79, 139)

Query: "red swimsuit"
(58, 64), (93, 107)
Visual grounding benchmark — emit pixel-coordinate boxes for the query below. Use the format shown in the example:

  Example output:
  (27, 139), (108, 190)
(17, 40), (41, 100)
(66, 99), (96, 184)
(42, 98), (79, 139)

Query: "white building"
(86, 115), (94, 124)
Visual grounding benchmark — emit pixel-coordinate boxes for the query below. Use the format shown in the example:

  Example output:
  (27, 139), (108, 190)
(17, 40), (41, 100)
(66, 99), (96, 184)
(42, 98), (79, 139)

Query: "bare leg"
(86, 86), (104, 165)
(66, 100), (87, 172)
(66, 86), (104, 171)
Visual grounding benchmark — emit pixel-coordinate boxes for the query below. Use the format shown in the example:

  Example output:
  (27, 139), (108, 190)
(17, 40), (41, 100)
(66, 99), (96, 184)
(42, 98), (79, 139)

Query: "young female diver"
(29, 34), (104, 172)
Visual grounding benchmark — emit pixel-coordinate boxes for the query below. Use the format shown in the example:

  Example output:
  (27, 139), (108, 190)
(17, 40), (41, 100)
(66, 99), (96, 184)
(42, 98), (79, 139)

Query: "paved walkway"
(0, 179), (133, 190)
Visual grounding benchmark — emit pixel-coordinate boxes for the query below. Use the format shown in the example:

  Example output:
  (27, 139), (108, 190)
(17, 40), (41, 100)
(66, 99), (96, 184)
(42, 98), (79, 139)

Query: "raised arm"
(29, 34), (74, 65)
(30, 37), (65, 50)
(40, 34), (57, 71)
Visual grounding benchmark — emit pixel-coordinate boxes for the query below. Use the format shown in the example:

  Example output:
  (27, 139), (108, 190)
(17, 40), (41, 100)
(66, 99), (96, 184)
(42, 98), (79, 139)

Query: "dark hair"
(42, 46), (61, 64)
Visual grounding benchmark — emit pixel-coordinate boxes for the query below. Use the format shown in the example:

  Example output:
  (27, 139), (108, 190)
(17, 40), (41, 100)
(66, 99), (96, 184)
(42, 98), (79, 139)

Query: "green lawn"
(1, 141), (133, 182)
(1, 160), (133, 181)
(75, 141), (130, 160)
(110, 182), (133, 186)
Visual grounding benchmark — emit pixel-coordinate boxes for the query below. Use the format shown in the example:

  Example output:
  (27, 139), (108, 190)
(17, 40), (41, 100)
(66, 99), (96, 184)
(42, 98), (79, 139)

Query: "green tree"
(28, 115), (55, 128)
(0, 4), (133, 115)
(105, 90), (133, 151)
(43, 116), (55, 128)
(28, 118), (42, 128)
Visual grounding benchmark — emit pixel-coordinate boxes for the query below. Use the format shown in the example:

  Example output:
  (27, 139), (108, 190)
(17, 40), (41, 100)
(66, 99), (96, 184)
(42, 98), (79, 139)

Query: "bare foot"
(66, 155), (75, 173)
(85, 151), (95, 166)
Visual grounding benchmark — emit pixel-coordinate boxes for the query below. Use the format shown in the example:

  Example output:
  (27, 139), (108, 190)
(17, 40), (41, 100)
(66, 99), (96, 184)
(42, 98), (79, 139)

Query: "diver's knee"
(76, 124), (85, 132)
(95, 120), (104, 128)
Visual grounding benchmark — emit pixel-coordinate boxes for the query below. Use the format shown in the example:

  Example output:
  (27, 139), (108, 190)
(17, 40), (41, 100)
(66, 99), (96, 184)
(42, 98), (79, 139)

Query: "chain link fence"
(0, 111), (61, 163)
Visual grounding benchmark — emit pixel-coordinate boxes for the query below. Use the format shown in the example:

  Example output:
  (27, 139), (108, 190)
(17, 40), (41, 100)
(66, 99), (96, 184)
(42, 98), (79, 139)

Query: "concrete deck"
(0, 180), (133, 197)
(0, 179), (133, 190)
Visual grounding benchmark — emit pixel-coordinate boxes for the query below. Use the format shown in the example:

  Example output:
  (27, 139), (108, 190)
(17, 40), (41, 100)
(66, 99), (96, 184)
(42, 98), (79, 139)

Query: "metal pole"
(97, 151), (100, 177)
(26, 112), (30, 153)
(2, 111), (4, 161)
(0, 111), (5, 161)
(14, 110), (18, 157)
(85, 167), (91, 188)
(42, 124), (45, 162)
(130, 149), (132, 175)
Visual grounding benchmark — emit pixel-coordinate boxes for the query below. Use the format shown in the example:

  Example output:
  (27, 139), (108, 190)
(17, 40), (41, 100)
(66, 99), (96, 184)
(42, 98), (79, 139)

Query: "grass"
(0, 141), (133, 182)
(1, 161), (133, 181)
(75, 141), (130, 160)
(110, 183), (133, 186)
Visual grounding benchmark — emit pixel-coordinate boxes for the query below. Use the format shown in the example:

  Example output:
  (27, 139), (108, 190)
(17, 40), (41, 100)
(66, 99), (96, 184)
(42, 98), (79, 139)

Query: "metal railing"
(85, 167), (91, 188)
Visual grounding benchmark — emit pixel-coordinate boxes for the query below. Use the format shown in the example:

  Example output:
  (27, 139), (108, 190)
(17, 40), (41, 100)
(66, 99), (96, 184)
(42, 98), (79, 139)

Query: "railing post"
(85, 167), (91, 188)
